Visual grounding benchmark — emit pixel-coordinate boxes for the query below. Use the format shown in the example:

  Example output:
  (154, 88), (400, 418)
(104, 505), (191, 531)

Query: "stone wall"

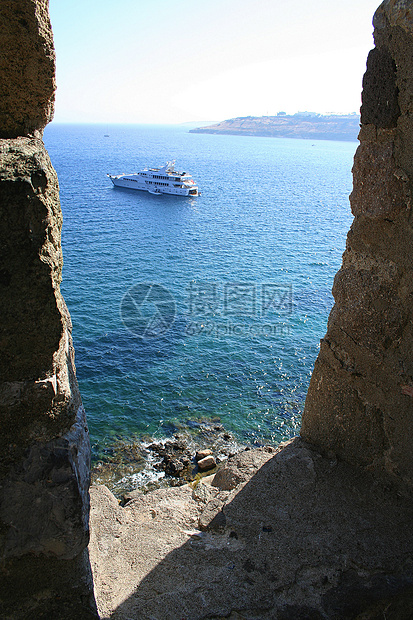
(0, 0), (55, 138)
(0, 1), (97, 617)
(1, 0), (413, 616)
(301, 0), (413, 496)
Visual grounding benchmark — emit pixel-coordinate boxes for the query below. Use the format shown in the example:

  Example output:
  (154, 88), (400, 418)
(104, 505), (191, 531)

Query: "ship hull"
(109, 176), (198, 196)
(107, 161), (199, 196)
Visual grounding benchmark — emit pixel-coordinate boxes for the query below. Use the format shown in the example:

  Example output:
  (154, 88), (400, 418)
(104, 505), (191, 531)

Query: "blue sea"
(43, 123), (356, 474)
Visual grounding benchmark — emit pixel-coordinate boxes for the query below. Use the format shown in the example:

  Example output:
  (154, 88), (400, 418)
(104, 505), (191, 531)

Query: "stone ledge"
(89, 438), (413, 619)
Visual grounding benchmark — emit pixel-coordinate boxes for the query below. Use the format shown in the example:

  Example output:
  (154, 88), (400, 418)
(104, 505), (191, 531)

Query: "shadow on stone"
(89, 438), (413, 619)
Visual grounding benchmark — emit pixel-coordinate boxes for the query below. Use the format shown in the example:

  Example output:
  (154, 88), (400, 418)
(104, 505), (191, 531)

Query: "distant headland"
(189, 112), (360, 141)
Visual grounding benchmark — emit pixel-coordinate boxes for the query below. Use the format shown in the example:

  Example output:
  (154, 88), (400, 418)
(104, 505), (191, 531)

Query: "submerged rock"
(149, 437), (194, 480)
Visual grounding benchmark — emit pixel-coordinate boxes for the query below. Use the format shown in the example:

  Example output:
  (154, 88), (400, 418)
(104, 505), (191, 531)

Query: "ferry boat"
(107, 161), (199, 196)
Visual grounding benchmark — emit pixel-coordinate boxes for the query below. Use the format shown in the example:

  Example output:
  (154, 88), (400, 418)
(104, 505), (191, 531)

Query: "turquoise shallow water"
(44, 123), (356, 460)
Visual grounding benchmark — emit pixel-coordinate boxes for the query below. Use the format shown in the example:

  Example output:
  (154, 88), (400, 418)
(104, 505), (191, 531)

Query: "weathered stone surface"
(0, 551), (98, 620)
(89, 439), (413, 619)
(360, 48), (400, 127)
(0, 406), (91, 559)
(0, 0), (55, 137)
(198, 494), (228, 531)
(0, 2), (96, 610)
(301, 0), (413, 495)
(0, 135), (97, 615)
(212, 446), (275, 490)
(0, 138), (78, 468)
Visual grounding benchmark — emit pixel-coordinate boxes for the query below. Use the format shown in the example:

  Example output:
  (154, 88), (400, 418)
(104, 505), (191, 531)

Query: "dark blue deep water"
(44, 123), (356, 467)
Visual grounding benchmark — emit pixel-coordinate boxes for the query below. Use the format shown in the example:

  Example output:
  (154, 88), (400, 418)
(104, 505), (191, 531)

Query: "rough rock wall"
(301, 0), (413, 495)
(0, 0), (55, 138)
(0, 2), (97, 617)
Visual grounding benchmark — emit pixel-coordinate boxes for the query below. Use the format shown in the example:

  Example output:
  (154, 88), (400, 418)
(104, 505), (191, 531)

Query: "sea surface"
(43, 123), (356, 481)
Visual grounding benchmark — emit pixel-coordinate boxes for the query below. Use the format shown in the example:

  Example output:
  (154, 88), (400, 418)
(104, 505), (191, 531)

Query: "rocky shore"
(91, 421), (248, 499)
(89, 437), (413, 619)
(2, 0), (413, 617)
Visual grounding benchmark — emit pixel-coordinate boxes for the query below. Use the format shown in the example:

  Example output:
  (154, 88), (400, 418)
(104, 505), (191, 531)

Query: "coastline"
(91, 420), (251, 499)
(189, 113), (360, 141)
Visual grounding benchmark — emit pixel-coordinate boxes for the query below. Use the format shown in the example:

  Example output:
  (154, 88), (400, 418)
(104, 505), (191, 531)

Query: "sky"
(49, 0), (381, 125)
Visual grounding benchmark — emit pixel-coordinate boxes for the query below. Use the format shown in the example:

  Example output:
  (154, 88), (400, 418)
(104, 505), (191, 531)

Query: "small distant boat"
(107, 161), (199, 196)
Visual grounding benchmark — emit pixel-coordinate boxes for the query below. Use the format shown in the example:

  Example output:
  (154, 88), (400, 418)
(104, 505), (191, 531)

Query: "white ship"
(107, 161), (199, 196)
